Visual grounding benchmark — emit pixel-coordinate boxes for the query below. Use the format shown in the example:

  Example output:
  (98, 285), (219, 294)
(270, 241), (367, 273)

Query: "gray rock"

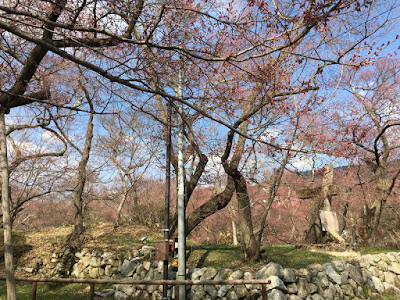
(346, 263), (364, 285)
(25, 267), (34, 273)
(385, 271), (400, 286)
(307, 264), (323, 276)
(334, 284), (343, 298)
(140, 246), (156, 258)
(191, 285), (206, 300)
(218, 284), (233, 298)
(235, 285), (248, 298)
(94, 288), (115, 298)
(204, 285), (217, 298)
(266, 276), (288, 292)
(156, 260), (163, 273)
(144, 268), (154, 281)
(201, 268), (218, 280)
(308, 283), (317, 294)
(113, 290), (129, 300)
(89, 267), (100, 278)
(215, 269), (232, 281)
(341, 284), (355, 297)
(191, 268), (207, 280)
(348, 278), (357, 290)
(111, 259), (122, 268)
(288, 295), (302, 300)
(136, 264), (144, 274)
(121, 259), (137, 277)
(268, 289), (287, 300)
(90, 257), (102, 268)
(228, 270), (243, 280)
(322, 284), (336, 300)
(282, 268), (297, 283)
(285, 282), (296, 294)
(243, 271), (253, 289)
(297, 278), (309, 299)
(118, 285), (135, 296)
(256, 262), (283, 279)
(310, 294), (324, 300)
(377, 260), (389, 272)
(384, 282), (400, 297)
(340, 270), (349, 285)
(101, 252), (113, 260)
(371, 276), (385, 293)
(104, 265), (119, 277)
(143, 261), (152, 271)
(370, 266), (380, 277)
(323, 263), (342, 285)
(132, 249), (140, 257)
(362, 269), (372, 282)
(331, 261), (345, 272)
(227, 290), (238, 300)
(316, 272), (329, 289)
(387, 253), (397, 262)
(140, 290), (150, 299)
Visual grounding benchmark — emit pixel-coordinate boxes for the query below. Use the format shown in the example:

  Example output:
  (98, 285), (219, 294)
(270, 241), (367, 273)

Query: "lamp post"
(162, 98), (171, 300)
(177, 62), (186, 300)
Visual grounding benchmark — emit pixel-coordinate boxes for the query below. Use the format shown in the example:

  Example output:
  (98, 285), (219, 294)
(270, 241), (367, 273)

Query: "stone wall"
(23, 248), (400, 299)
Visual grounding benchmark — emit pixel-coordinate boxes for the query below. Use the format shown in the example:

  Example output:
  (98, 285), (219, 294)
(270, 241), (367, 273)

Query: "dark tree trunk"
(70, 99), (94, 241)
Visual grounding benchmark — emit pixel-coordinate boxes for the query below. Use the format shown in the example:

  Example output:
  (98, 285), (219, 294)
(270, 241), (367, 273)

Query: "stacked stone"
(22, 249), (400, 299)
(187, 268), (262, 300)
(113, 255), (400, 299)
(31, 247), (76, 277)
(71, 249), (124, 278)
(114, 260), (164, 299)
(70, 246), (156, 279)
(358, 252), (400, 298)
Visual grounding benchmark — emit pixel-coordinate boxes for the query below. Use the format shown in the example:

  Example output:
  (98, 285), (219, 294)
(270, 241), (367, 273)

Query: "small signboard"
(155, 240), (169, 261)
(319, 210), (340, 233)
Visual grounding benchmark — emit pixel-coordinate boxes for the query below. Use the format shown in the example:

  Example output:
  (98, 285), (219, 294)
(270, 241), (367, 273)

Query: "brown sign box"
(155, 240), (169, 261)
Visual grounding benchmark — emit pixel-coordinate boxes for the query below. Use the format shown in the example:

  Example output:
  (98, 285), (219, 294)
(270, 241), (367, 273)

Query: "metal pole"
(177, 64), (186, 300)
(162, 100), (172, 300)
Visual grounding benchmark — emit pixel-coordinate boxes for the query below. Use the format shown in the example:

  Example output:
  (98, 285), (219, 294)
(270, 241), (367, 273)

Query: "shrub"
(129, 202), (165, 229)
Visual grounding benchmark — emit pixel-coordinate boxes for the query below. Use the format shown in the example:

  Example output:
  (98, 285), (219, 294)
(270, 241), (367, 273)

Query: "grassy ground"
(0, 282), (90, 300)
(186, 244), (335, 271)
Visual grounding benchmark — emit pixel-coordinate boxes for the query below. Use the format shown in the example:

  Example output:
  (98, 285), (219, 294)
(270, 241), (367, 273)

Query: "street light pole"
(162, 99), (171, 300)
(177, 64), (186, 300)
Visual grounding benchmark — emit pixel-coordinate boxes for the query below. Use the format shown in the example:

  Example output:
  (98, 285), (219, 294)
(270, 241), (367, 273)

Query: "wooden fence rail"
(0, 277), (271, 300)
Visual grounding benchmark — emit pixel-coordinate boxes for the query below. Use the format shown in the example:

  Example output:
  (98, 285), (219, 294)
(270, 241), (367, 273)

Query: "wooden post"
(89, 283), (95, 300)
(31, 282), (37, 300)
(174, 284), (179, 300)
(261, 283), (267, 300)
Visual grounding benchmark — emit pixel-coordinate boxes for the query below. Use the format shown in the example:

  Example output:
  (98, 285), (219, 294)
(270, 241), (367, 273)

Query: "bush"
(129, 202), (166, 229)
